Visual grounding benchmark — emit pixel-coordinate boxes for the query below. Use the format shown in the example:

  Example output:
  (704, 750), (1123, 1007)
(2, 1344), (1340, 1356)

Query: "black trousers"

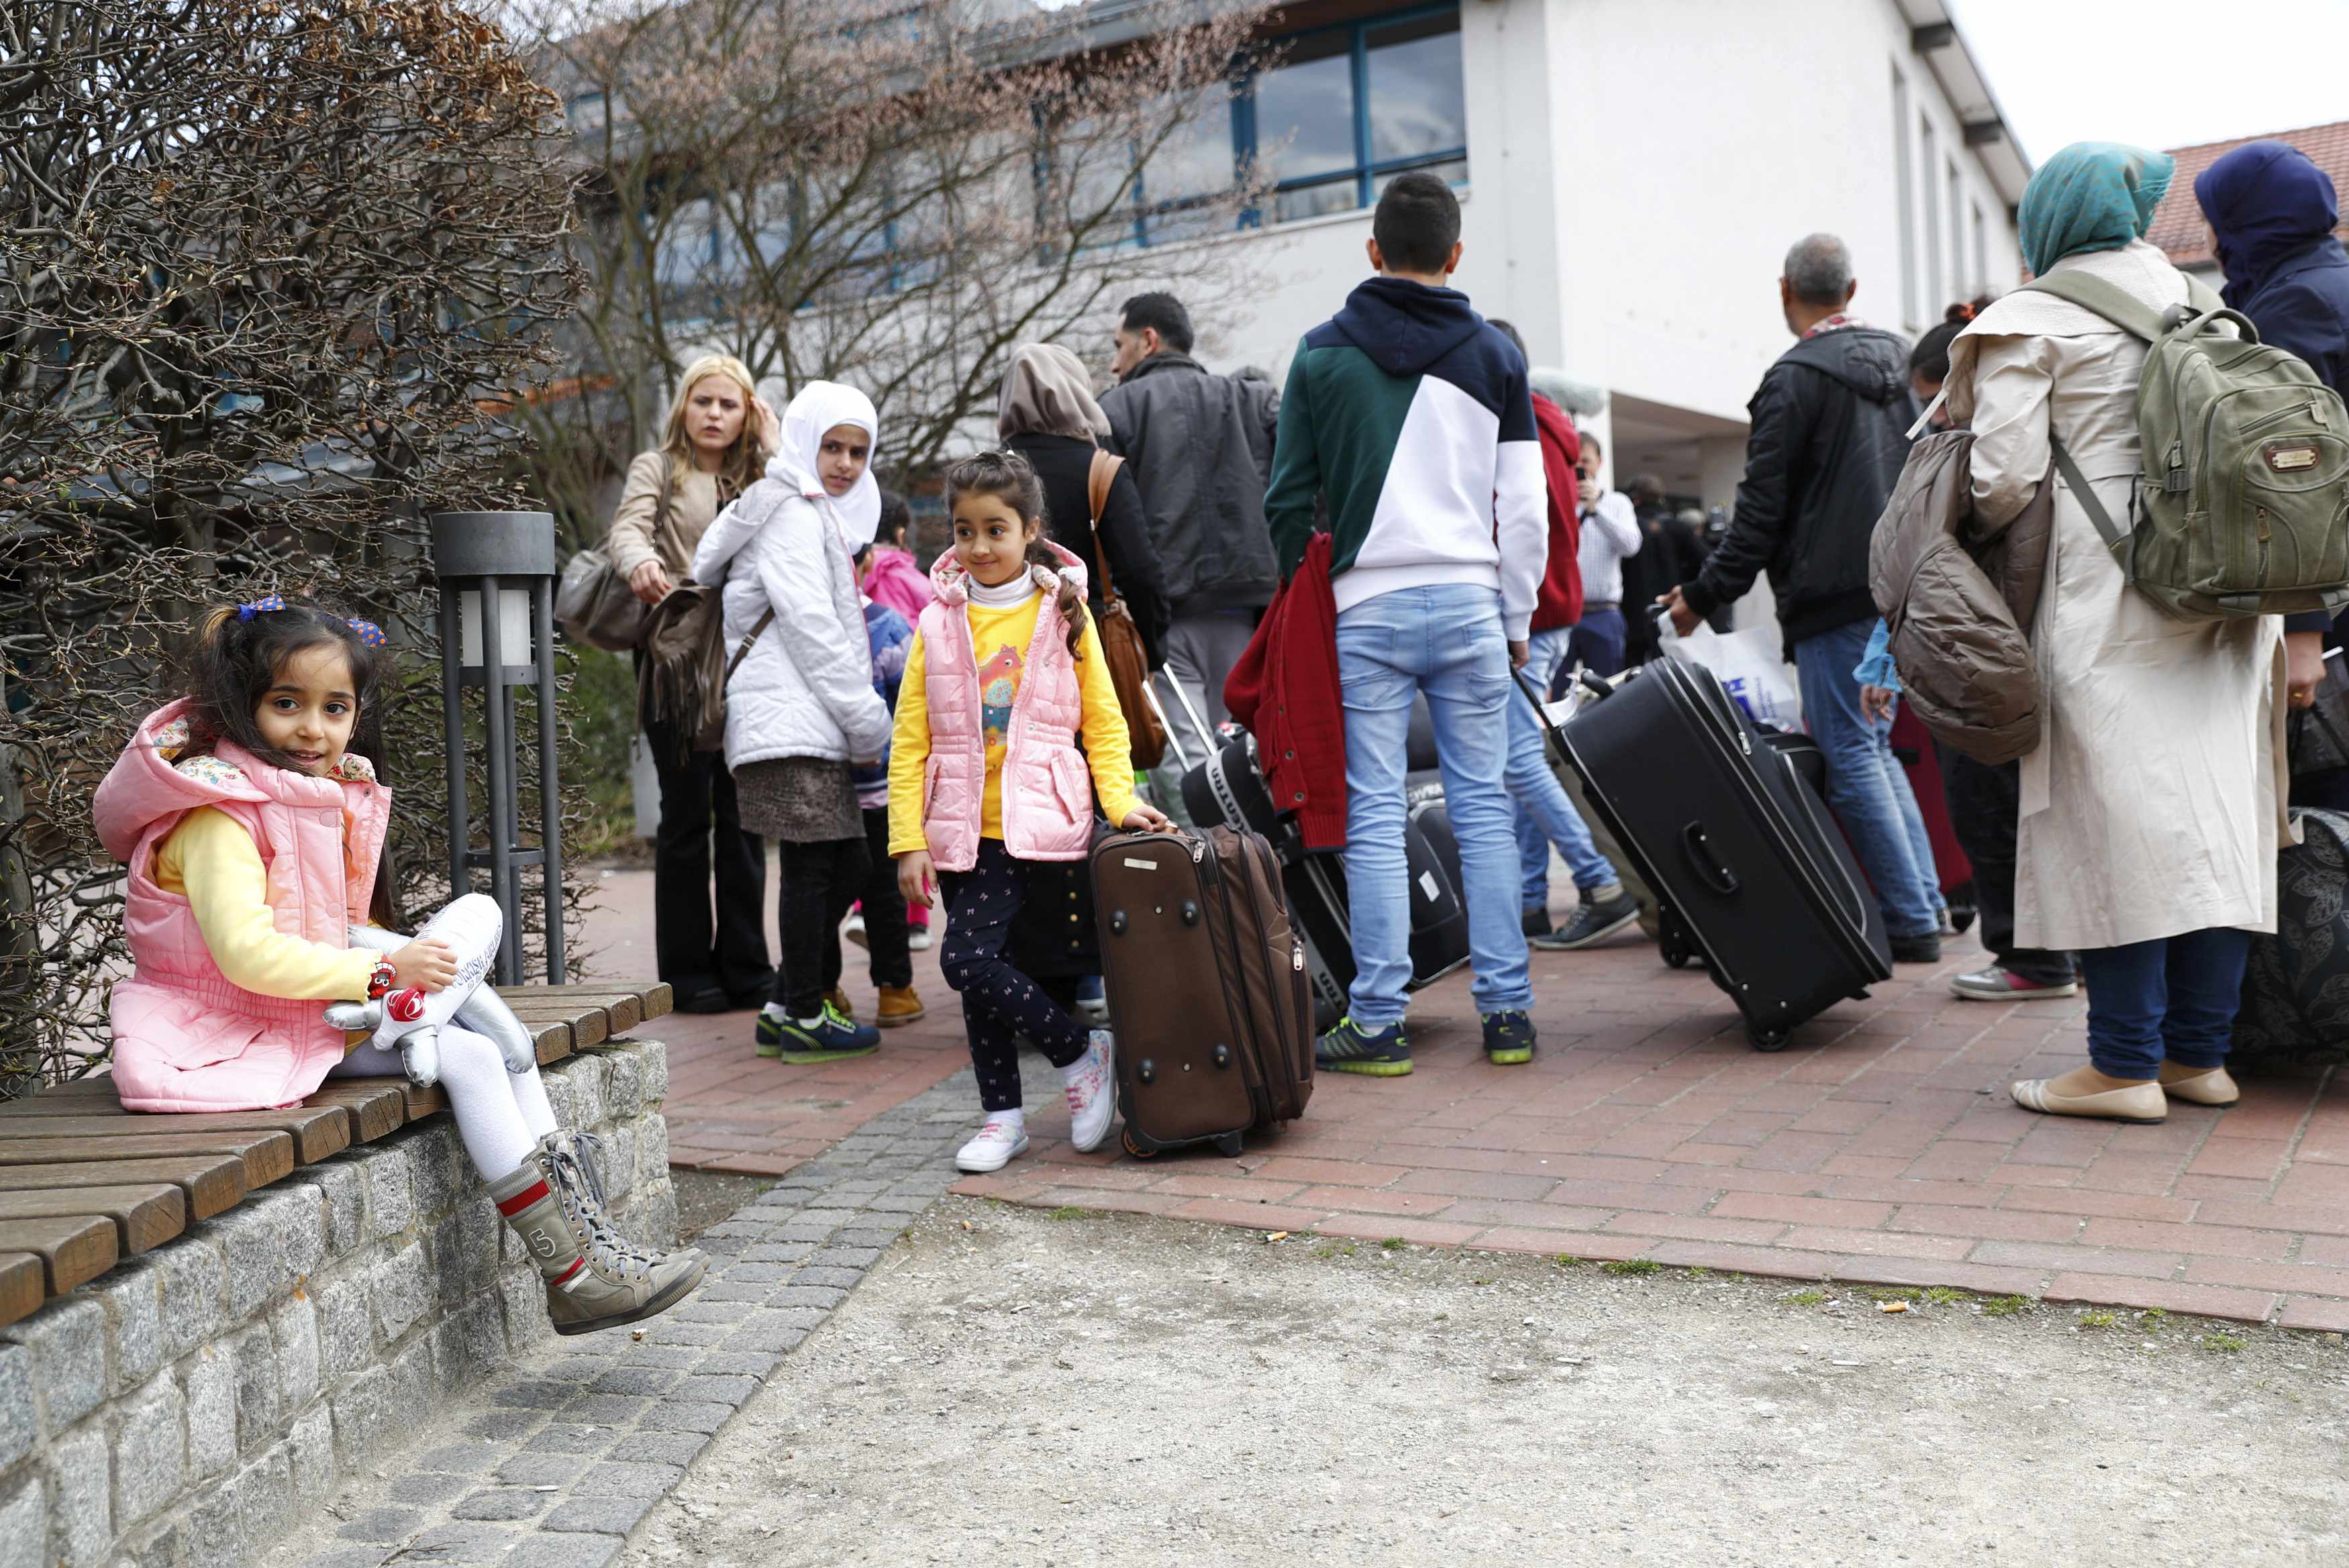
(774, 834), (868, 1018)
(1934, 740), (2075, 986)
(939, 840), (1091, 1113)
(853, 806), (912, 990)
(644, 714), (770, 997)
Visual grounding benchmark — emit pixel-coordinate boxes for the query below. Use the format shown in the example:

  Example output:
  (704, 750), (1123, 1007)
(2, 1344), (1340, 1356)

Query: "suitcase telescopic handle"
(1679, 823), (1740, 896)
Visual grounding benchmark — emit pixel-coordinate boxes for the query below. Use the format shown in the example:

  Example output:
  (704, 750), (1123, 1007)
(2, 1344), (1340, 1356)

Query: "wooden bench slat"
(0, 1215), (117, 1296)
(0, 1108), (348, 1163)
(531, 1019), (574, 1065)
(300, 1080), (408, 1143)
(0, 1157), (247, 1219)
(0, 1131), (295, 1189)
(0, 1253), (42, 1328)
(0, 1098), (137, 1118)
(0, 1184), (186, 1255)
(544, 980), (671, 1021)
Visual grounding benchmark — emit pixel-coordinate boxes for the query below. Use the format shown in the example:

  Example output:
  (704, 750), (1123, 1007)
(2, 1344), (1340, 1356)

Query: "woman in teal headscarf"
(1945, 142), (2285, 1127)
(2016, 140), (2175, 278)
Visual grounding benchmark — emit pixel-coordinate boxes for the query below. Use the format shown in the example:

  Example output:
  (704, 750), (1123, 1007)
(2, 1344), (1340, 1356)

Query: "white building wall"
(1187, 0), (2023, 509)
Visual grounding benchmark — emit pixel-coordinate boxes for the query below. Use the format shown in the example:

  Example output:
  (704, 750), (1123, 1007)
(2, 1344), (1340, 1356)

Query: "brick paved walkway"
(578, 866), (972, 1178)
(583, 864), (2349, 1330)
(952, 923), (2349, 1332)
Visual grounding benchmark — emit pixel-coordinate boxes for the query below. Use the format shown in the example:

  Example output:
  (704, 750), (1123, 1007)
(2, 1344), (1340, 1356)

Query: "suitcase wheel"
(1181, 900), (1200, 927)
(1211, 1132), (1244, 1159)
(1109, 910), (1128, 936)
(1747, 1023), (1792, 1052)
(1658, 920), (1694, 970)
(1120, 1125), (1158, 1160)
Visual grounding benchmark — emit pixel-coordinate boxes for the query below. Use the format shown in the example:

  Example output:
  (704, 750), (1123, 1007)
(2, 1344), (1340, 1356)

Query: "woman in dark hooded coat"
(2197, 140), (2349, 809)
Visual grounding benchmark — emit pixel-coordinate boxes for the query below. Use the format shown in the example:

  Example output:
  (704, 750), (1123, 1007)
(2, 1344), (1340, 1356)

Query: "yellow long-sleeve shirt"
(886, 591), (1138, 857)
(152, 806), (378, 1001)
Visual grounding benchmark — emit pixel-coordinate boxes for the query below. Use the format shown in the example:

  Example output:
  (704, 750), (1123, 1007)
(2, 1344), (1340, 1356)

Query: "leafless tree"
(0, 0), (582, 1091)
(510, 0), (1279, 543)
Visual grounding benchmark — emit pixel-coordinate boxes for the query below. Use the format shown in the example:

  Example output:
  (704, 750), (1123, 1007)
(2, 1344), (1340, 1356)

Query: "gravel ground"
(628, 1197), (2349, 1568)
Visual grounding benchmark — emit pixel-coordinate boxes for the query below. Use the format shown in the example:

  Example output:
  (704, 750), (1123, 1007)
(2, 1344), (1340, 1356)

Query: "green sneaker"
(1315, 1014), (1411, 1077)
(1481, 1009), (1537, 1065)
(756, 1003), (881, 1063)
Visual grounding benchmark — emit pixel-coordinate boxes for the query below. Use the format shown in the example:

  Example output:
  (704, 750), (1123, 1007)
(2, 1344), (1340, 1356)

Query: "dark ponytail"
(944, 450), (1084, 658)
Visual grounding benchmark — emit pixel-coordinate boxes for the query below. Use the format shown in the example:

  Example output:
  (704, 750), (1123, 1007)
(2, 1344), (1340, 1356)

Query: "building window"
(1947, 159), (1964, 298)
(1921, 119), (1944, 313)
(1250, 6), (1468, 223)
(1970, 198), (1989, 295)
(1893, 66), (1918, 331)
(1044, 3), (1465, 246)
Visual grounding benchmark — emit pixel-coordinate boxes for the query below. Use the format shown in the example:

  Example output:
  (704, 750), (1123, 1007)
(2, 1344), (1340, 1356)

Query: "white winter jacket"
(692, 480), (892, 769)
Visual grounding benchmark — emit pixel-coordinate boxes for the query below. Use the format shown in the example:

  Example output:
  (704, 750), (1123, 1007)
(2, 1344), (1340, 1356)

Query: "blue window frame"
(1055, 2), (1466, 248)
(1241, 3), (1466, 226)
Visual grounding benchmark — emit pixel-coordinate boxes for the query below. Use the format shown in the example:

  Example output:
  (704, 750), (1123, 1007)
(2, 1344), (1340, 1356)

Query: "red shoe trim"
(497, 1180), (551, 1217)
(553, 1257), (585, 1287)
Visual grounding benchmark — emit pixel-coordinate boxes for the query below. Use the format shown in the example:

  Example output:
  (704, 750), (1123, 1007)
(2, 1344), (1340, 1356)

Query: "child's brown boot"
(876, 986), (926, 1027)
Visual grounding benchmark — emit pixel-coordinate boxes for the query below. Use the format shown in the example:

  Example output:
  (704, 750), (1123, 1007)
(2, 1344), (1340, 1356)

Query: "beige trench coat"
(1948, 239), (2288, 951)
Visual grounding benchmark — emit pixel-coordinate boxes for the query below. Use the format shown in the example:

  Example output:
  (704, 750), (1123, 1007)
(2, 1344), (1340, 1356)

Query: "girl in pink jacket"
(94, 599), (701, 1336)
(887, 452), (1169, 1175)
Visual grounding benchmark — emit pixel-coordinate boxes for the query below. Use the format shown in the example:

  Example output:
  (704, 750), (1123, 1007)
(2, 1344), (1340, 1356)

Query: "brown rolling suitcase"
(1091, 825), (1313, 1158)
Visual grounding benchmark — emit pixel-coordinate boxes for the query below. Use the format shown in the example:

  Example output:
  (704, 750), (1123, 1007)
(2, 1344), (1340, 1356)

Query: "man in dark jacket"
(1101, 293), (1281, 779)
(1658, 233), (1943, 961)
(2198, 140), (2349, 811)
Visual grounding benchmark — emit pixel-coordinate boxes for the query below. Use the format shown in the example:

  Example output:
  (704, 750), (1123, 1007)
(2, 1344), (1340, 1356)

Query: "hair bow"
(345, 617), (387, 647)
(236, 594), (286, 621)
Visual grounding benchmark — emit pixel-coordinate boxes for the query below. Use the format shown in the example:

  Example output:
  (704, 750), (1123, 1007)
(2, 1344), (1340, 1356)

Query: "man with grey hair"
(1656, 231), (1946, 964)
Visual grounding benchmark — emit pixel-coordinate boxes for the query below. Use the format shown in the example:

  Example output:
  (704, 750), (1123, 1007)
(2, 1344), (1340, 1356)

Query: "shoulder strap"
(1085, 449), (1125, 600)
(650, 456), (684, 570)
(725, 609), (777, 683)
(2047, 435), (2132, 561)
(2017, 272), (2170, 343)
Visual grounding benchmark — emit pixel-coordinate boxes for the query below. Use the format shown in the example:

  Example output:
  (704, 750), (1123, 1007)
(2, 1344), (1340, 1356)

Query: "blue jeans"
(1512, 628), (1615, 910)
(1793, 619), (1940, 939)
(1566, 607), (1628, 678)
(2076, 927), (2253, 1078)
(1336, 584), (1532, 1027)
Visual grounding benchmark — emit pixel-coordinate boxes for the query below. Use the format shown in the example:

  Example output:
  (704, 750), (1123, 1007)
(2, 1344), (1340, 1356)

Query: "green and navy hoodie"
(1263, 277), (1548, 640)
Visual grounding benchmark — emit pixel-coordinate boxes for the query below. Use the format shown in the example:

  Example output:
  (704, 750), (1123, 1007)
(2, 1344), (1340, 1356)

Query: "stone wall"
(0, 1041), (677, 1568)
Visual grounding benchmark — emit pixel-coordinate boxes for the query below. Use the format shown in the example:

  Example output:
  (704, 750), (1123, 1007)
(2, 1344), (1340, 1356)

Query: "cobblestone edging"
(284, 1058), (1001, 1568)
(0, 1042), (679, 1568)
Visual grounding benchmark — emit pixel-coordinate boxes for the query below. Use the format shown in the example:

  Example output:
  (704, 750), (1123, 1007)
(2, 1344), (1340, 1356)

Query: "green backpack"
(2021, 270), (2349, 620)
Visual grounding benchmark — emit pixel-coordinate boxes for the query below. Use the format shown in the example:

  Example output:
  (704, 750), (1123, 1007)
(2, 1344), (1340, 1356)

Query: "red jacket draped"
(1528, 394), (1585, 635)
(1223, 533), (1345, 851)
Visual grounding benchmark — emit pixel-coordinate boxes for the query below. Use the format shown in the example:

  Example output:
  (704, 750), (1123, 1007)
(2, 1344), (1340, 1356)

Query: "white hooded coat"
(692, 382), (893, 770)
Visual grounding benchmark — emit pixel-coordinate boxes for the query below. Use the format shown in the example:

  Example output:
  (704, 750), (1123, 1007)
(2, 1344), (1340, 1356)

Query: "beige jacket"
(603, 450), (727, 580)
(1949, 239), (2287, 950)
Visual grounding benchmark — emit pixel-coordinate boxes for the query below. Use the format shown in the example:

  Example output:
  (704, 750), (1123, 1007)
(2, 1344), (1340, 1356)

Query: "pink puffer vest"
(917, 543), (1096, 872)
(92, 700), (392, 1112)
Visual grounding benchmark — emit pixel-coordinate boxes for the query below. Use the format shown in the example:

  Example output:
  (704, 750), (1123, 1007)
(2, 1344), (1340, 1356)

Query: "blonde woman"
(606, 354), (781, 1014)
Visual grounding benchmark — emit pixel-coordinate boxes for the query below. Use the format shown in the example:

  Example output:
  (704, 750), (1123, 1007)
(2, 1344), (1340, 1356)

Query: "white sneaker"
(954, 1118), (1030, 1173)
(907, 926), (934, 951)
(1064, 1030), (1117, 1154)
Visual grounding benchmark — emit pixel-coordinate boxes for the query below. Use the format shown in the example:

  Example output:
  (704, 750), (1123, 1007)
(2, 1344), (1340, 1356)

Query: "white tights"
(332, 1027), (557, 1181)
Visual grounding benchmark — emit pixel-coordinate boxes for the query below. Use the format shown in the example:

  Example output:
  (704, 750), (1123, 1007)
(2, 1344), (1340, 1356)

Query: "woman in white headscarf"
(694, 382), (895, 1063)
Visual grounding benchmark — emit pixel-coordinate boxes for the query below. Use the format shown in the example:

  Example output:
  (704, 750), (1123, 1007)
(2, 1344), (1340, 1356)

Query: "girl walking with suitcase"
(889, 452), (1171, 1173)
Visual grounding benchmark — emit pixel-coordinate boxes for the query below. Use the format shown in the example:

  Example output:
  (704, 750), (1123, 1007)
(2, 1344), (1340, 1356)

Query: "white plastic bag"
(1660, 619), (1803, 730)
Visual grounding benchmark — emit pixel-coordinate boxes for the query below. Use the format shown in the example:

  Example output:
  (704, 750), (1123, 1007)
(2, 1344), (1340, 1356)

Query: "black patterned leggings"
(938, 839), (1090, 1113)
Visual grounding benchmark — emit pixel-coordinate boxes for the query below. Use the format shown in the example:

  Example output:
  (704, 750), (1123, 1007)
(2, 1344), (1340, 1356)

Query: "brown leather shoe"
(876, 985), (926, 1027)
(2160, 1065), (2240, 1107)
(2011, 1077), (2166, 1125)
(826, 986), (854, 1022)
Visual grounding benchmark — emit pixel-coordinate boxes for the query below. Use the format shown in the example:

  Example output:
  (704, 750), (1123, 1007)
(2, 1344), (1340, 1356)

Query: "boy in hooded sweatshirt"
(1262, 171), (1548, 1077)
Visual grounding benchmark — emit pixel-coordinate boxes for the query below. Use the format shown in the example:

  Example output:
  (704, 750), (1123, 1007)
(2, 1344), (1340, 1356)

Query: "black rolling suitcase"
(1180, 726), (1470, 1031)
(1540, 662), (1891, 1049)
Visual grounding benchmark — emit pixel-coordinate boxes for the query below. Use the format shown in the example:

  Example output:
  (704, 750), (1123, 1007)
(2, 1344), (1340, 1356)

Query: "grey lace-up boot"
(546, 1129), (704, 1271)
(488, 1133), (704, 1335)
